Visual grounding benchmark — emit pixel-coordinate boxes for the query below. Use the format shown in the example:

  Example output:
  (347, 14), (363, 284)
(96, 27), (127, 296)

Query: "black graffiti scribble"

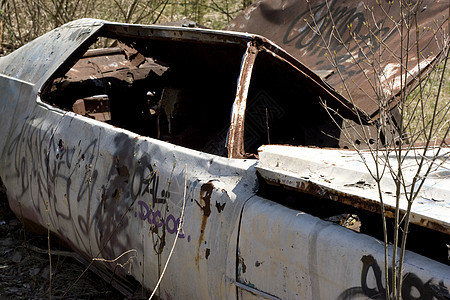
(281, 1), (394, 74)
(338, 255), (450, 300)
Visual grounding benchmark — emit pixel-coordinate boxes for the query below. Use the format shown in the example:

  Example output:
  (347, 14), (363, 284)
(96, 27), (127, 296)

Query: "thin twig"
(149, 164), (188, 300)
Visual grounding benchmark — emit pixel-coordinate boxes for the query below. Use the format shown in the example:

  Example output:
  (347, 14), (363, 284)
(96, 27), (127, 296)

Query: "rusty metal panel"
(227, 0), (449, 117)
(256, 145), (450, 235)
(228, 42), (259, 158)
(237, 196), (450, 299)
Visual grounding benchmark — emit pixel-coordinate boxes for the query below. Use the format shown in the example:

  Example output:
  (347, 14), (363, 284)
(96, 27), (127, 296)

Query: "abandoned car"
(0, 17), (449, 299)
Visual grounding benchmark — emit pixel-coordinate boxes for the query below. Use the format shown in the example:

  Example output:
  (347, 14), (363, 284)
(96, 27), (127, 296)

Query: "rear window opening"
(41, 27), (245, 157)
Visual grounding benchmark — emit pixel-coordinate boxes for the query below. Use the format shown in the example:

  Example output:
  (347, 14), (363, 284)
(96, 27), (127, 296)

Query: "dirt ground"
(0, 182), (124, 299)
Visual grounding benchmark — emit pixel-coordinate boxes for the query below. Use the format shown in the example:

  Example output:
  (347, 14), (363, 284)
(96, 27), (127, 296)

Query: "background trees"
(0, 0), (245, 55)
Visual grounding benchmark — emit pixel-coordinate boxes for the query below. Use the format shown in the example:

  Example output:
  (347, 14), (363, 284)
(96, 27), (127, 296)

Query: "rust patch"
(196, 183), (213, 217)
(238, 256), (247, 274)
(255, 261), (264, 267)
(264, 175), (450, 235)
(227, 42), (258, 158)
(266, 177), (388, 215)
(115, 157), (130, 178)
(195, 182), (214, 266)
(417, 217), (449, 235)
(215, 201), (226, 213)
(361, 254), (376, 265)
(118, 41), (146, 68)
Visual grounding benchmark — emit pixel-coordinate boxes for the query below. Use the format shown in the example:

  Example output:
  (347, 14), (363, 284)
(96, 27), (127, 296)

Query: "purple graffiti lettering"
(137, 200), (151, 222)
(136, 201), (185, 239)
(166, 214), (177, 234)
(164, 215), (184, 238)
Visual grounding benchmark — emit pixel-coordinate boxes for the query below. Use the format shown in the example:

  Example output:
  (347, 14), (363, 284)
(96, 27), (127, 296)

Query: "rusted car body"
(0, 18), (449, 299)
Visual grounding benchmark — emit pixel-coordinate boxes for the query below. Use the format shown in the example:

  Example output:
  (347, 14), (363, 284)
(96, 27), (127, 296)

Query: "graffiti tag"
(338, 255), (450, 299)
(136, 200), (186, 240)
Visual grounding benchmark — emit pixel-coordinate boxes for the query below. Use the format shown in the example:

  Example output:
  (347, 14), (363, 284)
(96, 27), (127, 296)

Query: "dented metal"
(228, 0), (449, 118)
(0, 19), (449, 299)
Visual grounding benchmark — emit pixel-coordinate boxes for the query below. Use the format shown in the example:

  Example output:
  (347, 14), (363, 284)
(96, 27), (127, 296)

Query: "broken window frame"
(227, 41), (259, 159)
(226, 40), (377, 158)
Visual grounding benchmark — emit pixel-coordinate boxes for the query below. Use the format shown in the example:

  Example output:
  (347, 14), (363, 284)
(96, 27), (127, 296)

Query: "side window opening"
(243, 50), (343, 156)
(41, 29), (245, 157)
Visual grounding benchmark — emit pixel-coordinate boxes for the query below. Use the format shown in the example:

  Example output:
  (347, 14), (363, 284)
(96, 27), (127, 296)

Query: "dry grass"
(0, 182), (123, 299)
